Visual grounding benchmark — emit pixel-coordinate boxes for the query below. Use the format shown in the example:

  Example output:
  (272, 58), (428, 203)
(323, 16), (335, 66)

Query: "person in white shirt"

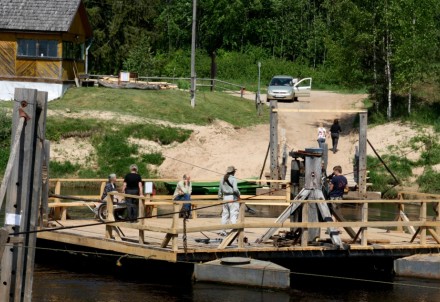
(317, 123), (328, 150)
(218, 166), (241, 236)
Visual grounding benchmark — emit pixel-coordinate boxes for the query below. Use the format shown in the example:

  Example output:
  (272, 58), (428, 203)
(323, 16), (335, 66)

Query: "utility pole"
(190, 0), (197, 108)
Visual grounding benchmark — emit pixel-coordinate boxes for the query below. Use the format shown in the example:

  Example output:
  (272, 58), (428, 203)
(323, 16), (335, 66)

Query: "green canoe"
(164, 180), (262, 196)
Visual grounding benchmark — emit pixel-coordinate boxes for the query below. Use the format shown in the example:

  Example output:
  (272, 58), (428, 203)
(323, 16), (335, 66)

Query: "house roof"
(0, 0), (92, 36)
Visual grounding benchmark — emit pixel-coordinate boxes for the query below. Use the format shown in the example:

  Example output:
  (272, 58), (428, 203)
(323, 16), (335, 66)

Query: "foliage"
(417, 168), (440, 193)
(0, 109), (11, 175)
(367, 154), (414, 195)
(44, 116), (186, 178)
(83, 0), (440, 120)
(49, 161), (81, 178)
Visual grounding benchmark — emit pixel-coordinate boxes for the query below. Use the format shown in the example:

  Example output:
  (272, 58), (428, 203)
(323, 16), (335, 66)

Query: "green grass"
(1, 88), (268, 179)
(50, 87), (269, 127)
(417, 168), (440, 193)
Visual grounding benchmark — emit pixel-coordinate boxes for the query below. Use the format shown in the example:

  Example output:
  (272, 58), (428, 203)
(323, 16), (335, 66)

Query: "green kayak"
(164, 180), (262, 195)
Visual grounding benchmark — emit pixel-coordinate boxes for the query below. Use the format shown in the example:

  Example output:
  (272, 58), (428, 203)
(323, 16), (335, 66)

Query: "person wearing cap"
(122, 164), (143, 221)
(218, 166), (241, 236)
(173, 174), (192, 219)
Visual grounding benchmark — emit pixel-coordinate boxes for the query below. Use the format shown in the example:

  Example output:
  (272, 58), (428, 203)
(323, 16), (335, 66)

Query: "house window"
(17, 39), (58, 58)
(62, 41), (84, 60)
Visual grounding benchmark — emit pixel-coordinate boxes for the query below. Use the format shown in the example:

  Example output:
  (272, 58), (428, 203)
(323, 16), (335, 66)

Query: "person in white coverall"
(218, 166), (241, 236)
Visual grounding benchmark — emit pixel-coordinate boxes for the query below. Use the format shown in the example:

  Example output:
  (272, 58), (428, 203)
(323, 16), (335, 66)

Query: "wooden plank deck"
(37, 217), (440, 263)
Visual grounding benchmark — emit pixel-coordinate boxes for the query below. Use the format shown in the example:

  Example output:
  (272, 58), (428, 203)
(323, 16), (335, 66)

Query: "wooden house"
(0, 0), (92, 101)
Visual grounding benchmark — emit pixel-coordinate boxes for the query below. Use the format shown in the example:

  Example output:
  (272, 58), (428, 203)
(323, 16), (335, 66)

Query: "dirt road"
(159, 91), (367, 180)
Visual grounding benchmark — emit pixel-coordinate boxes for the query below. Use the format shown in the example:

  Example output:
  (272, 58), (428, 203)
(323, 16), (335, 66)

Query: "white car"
(267, 75), (312, 102)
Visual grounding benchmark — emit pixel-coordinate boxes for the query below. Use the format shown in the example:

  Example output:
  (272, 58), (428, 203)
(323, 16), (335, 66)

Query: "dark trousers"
(175, 194), (191, 218)
(331, 133), (339, 152)
(125, 189), (139, 220)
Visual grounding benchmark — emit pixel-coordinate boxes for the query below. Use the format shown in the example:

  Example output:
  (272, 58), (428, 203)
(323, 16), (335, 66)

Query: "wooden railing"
(100, 191), (440, 251)
(47, 178), (290, 220)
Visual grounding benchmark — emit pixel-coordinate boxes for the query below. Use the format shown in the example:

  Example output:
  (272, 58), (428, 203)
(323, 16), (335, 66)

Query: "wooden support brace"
(331, 205), (357, 239)
(428, 228), (440, 244)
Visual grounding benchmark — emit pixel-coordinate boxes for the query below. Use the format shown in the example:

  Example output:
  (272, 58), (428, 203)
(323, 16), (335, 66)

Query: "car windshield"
(270, 78), (292, 86)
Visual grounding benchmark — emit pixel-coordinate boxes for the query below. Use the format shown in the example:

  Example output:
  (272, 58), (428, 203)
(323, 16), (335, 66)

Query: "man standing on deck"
(329, 165), (348, 200)
(122, 164), (143, 222)
(218, 166), (241, 236)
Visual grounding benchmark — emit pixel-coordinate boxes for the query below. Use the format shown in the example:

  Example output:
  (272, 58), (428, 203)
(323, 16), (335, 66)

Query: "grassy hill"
(51, 87), (268, 127)
(0, 87), (268, 179)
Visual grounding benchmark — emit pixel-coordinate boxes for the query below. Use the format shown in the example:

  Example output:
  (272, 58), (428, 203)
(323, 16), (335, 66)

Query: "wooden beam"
(428, 228), (440, 244)
(37, 231), (177, 262)
(269, 100), (279, 190)
(23, 90), (48, 301)
(358, 112), (368, 198)
(420, 202), (426, 245)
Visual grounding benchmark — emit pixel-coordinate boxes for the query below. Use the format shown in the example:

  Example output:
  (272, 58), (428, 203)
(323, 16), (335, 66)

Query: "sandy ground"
(159, 91), (367, 180)
(50, 90), (432, 185)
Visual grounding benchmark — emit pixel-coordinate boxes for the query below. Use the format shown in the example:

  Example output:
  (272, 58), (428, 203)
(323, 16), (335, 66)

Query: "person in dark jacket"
(101, 173), (118, 200)
(122, 164), (143, 221)
(330, 119), (342, 153)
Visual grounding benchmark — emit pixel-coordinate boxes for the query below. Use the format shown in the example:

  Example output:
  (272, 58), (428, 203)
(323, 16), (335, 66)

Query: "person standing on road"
(122, 164), (143, 222)
(317, 123), (328, 150)
(173, 174), (192, 219)
(218, 166), (241, 236)
(329, 165), (348, 200)
(330, 119), (342, 153)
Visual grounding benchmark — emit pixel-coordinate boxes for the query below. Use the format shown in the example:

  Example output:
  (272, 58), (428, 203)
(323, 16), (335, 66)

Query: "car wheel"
(294, 97), (298, 102)
(266, 98), (271, 102)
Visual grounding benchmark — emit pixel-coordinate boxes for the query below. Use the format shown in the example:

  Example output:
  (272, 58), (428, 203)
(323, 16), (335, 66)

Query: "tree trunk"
(385, 33), (392, 120)
(408, 86), (412, 115)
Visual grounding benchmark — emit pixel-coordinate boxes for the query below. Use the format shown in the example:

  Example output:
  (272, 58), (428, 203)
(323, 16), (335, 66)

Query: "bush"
(417, 169), (440, 193)
(50, 161), (80, 178)
(0, 109), (11, 174)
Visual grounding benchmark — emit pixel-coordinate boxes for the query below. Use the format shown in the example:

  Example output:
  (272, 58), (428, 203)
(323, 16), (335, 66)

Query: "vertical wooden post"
(420, 202), (426, 245)
(171, 203), (180, 251)
(0, 88), (38, 302)
(269, 100), (279, 190)
(40, 140), (50, 228)
(22, 91), (47, 302)
(361, 203), (368, 246)
(237, 202), (245, 248)
(105, 195), (115, 239)
(396, 203), (404, 233)
(436, 202), (440, 236)
(301, 201), (309, 247)
(53, 180), (62, 220)
(359, 112), (368, 246)
(358, 112), (368, 198)
(138, 195), (149, 244)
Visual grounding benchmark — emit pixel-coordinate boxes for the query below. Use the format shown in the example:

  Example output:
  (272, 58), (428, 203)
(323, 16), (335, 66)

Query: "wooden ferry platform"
(38, 181), (440, 264)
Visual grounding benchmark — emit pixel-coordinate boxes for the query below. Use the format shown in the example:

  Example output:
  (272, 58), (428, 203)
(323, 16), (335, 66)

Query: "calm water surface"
(32, 263), (440, 302)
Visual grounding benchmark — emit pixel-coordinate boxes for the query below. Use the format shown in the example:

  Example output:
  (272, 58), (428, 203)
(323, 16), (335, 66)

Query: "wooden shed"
(0, 0), (92, 101)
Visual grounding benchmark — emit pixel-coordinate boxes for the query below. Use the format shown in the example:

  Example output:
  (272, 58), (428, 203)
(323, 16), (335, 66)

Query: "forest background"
(84, 0), (440, 119)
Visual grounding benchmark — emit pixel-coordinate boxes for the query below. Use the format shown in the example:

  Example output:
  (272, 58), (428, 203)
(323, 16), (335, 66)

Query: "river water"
(32, 263), (440, 302)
